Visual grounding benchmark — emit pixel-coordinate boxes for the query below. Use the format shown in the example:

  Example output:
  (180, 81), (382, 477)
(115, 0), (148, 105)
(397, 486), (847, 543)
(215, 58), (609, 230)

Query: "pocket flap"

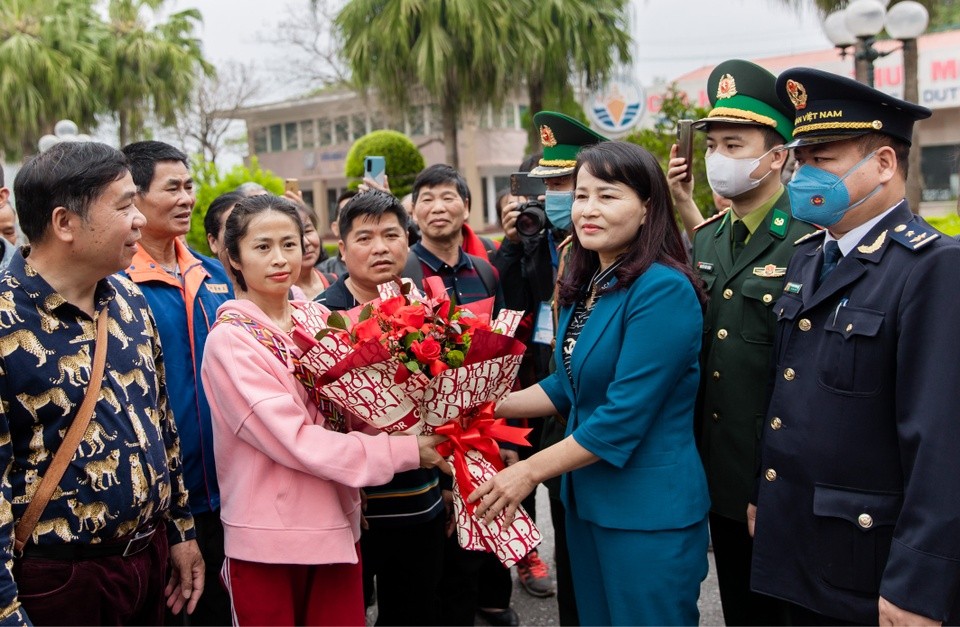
(829, 306), (884, 339)
(775, 294), (803, 321)
(699, 274), (717, 292)
(813, 484), (902, 531)
(741, 278), (777, 306)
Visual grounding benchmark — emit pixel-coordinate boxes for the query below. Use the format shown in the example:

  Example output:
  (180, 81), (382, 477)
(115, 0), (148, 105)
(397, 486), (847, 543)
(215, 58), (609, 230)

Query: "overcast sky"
(173, 0), (834, 103)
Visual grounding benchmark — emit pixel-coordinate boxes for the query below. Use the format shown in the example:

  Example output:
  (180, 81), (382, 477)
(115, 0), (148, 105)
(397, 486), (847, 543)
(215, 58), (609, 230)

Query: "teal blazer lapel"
(570, 290), (626, 397)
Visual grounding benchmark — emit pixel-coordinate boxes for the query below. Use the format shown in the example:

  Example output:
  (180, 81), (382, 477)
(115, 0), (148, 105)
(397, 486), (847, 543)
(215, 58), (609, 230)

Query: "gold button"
(770, 417), (782, 430)
(712, 371), (721, 381)
(799, 318), (812, 331)
(783, 368), (795, 381)
(765, 468), (777, 481)
(723, 288), (733, 300)
(858, 513), (873, 529)
(762, 294), (773, 304)
(711, 413), (720, 422)
(846, 323), (853, 332)
(717, 329), (728, 340)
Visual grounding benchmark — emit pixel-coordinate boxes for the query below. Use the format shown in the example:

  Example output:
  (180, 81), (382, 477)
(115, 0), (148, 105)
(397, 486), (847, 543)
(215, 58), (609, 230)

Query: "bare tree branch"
(265, 0), (350, 90)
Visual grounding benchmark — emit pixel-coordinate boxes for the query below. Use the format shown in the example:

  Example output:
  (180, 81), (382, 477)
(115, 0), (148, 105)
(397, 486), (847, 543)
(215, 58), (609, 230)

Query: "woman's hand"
(416, 434), (452, 475)
(467, 460), (538, 526)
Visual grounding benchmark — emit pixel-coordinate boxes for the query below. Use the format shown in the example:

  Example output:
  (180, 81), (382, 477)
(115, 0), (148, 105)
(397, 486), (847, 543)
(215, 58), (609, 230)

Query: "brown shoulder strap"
(14, 308), (109, 553)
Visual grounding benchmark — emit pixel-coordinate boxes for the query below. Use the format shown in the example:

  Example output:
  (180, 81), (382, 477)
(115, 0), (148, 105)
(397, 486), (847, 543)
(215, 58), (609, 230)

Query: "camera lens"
(516, 202), (546, 238)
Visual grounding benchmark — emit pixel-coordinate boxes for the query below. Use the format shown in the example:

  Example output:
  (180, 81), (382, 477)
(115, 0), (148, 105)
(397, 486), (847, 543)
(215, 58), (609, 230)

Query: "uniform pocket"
(740, 279), (778, 344)
(813, 484), (901, 594)
(817, 306), (884, 396)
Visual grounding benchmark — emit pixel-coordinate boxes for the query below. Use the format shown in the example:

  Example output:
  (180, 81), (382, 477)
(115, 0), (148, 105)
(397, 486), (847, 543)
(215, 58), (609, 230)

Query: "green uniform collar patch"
(769, 208), (789, 238)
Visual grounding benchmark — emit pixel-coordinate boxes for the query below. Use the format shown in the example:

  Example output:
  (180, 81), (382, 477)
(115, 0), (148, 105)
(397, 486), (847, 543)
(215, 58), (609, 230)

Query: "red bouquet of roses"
(290, 277), (541, 567)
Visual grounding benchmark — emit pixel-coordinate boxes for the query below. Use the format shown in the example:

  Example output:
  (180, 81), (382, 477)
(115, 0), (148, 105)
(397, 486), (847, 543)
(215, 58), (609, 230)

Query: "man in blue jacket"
(121, 141), (233, 625)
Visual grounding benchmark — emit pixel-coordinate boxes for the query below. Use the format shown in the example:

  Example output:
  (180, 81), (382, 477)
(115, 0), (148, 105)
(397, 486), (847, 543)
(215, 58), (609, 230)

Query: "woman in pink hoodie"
(200, 194), (447, 626)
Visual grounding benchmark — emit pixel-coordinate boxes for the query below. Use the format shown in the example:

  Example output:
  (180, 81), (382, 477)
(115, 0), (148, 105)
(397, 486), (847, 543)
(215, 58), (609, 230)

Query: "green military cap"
(693, 59), (794, 143)
(529, 111), (608, 178)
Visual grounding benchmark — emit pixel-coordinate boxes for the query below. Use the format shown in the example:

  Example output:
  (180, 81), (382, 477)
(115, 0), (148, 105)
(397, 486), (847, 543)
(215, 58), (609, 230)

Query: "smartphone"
(676, 119), (694, 183)
(284, 178), (300, 194)
(509, 172), (546, 198)
(364, 156), (386, 186)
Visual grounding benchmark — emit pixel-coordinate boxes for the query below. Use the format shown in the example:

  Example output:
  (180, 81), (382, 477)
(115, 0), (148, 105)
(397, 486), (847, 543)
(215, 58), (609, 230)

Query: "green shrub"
(926, 213), (960, 237)
(187, 156), (284, 255)
(344, 130), (425, 198)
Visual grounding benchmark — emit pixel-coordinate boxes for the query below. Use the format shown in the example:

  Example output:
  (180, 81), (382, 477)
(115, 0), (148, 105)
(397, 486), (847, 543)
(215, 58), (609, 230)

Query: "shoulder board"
(889, 221), (940, 252)
(794, 229), (826, 246)
(693, 208), (729, 232)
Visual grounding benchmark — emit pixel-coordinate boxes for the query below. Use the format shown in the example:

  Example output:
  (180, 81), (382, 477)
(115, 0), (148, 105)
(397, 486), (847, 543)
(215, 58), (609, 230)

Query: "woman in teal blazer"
(471, 141), (710, 625)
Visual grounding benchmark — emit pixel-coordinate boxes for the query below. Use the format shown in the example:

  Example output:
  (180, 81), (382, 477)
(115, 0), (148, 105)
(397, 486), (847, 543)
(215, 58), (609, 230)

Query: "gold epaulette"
(693, 208), (730, 232)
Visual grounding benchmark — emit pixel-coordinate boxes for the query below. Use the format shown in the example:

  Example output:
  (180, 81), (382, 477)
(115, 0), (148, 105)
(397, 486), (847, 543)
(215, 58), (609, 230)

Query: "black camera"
(509, 172), (547, 240)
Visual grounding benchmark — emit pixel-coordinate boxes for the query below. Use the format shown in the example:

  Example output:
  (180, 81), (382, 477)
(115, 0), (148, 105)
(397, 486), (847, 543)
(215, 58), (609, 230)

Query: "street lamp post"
(822, 0), (930, 211)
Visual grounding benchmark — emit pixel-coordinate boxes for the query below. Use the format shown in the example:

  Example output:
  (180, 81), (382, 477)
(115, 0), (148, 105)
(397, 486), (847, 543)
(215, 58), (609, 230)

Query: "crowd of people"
(0, 56), (958, 627)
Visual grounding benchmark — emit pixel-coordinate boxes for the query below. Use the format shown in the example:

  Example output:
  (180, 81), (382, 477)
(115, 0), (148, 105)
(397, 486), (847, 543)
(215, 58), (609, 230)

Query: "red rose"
(429, 360), (450, 376)
(459, 313), (492, 332)
(379, 295), (406, 316)
(410, 337), (442, 363)
(393, 304), (426, 330)
(353, 317), (383, 343)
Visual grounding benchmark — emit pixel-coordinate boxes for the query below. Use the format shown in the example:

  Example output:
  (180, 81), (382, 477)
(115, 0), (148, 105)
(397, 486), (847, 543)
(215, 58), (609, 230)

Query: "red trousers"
(222, 551), (364, 626)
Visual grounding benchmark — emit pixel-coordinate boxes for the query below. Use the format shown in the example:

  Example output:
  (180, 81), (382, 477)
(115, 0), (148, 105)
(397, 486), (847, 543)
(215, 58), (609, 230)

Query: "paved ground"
(367, 484), (724, 626)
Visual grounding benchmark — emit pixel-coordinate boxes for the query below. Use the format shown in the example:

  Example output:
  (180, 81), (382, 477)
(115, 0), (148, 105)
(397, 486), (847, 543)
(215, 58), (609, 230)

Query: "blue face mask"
(545, 190), (574, 231)
(788, 150), (883, 227)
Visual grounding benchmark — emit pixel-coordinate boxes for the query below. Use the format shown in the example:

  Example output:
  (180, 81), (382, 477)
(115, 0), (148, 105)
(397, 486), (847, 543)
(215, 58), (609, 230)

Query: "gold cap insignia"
(539, 125), (557, 147)
(786, 79), (807, 111)
(716, 74), (737, 100)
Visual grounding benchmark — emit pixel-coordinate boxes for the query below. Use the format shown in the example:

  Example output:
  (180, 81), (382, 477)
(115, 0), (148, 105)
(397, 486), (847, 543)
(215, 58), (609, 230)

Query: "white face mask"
(705, 149), (774, 199)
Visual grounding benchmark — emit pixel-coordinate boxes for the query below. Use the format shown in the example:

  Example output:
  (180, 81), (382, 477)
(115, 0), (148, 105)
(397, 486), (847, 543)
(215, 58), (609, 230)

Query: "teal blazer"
(540, 262), (711, 530)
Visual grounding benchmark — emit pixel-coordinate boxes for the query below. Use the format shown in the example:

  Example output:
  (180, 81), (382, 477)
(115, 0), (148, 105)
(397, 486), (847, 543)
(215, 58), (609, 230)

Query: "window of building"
(284, 122), (299, 151)
(408, 106), (425, 136)
(351, 114), (367, 140)
(300, 120), (316, 149)
(428, 104), (443, 135)
(269, 124), (283, 152)
(253, 127), (268, 154)
(334, 116), (350, 145)
(478, 105), (491, 130)
(500, 103), (517, 129)
(317, 118), (332, 146)
(921, 144), (960, 202)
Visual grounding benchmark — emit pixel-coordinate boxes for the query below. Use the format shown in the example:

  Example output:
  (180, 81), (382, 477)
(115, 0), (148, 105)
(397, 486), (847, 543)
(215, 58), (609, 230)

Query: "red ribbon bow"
(435, 402), (532, 514)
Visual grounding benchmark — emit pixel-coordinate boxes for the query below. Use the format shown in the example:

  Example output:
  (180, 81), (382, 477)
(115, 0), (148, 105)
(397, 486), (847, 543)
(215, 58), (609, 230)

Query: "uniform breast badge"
(783, 282), (802, 294)
(753, 264), (787, 278)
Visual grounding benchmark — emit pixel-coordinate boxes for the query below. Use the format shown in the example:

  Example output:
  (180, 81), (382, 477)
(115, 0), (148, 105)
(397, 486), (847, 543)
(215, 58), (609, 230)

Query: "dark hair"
(224, 194), (304, 291)
(519, 153), (542, 173)
(296, 202), (320, 231)
(336, 189), (358, 209)
(856, 133), (911, 179)
(121, 141), (188, 193)
(558, 141), (705, 307)
(759, 126), (786, 151)
(0, 164), (4, 188)
(411, 164), (470, 205)
(204, 192), (244, 239)
(14, 142), (129, 242)
(338, 190), (409, 240)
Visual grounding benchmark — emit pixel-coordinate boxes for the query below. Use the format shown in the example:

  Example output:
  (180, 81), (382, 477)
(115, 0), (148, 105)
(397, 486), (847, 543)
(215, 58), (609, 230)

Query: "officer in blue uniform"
(749, 68), (960, 625)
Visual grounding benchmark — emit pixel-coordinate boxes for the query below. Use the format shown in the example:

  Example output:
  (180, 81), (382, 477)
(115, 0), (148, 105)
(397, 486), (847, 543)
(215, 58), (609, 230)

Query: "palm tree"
(99, 0), (212, 146)
(0, 0), (105, 158)
(335, 0), (518, 168)
(513, 0), (632, 150)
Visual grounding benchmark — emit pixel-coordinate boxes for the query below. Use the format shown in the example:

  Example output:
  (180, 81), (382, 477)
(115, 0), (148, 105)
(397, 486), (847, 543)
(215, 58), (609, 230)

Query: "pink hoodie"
(200, 299), (420, 565)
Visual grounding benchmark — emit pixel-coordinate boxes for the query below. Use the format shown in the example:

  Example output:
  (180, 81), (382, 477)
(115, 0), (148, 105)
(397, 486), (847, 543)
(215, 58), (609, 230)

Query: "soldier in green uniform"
(667, 59), (817, 626)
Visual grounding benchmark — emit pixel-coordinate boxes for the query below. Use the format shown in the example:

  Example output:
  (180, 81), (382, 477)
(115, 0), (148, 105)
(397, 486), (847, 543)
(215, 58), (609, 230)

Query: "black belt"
(20, 524), (158, 560)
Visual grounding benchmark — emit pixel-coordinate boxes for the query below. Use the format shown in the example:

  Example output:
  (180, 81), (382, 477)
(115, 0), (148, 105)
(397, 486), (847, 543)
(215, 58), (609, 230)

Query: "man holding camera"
(496, 111), (606, 626)
(666, 59), (816, 626)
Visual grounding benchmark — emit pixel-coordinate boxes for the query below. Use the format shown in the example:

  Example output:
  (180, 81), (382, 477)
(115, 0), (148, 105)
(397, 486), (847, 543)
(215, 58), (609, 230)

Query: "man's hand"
(417, 434), (452, 476)
(283, 190), (305, 206)
(166, 539), (205, 615)
(359, 175), (391, 195)
(500, 195), (523, 243)
(879, 596), (941, 626)
(667, 143), (695, 205)
(747, 503), (757, 537)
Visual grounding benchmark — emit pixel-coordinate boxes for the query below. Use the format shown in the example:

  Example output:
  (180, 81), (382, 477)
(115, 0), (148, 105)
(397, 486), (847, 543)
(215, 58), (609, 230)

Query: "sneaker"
(516, 550), (556, 597)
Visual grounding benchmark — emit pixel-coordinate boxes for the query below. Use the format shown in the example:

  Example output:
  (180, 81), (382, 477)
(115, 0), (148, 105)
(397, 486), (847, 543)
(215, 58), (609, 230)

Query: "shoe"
(477, 607), (519, 626)
(516, 550), (556, 598)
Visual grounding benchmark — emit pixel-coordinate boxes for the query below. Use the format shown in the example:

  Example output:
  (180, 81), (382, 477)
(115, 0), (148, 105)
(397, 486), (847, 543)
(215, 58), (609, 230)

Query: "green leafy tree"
(344, 130), (425, 198)
(0, 0), (105, 158)
(511, 0), (632, 151)
(187, 157), (283, 255)
(335, 0), (516, 169)
(624, 85), (714, 219)
(100, 0), (213, 146)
